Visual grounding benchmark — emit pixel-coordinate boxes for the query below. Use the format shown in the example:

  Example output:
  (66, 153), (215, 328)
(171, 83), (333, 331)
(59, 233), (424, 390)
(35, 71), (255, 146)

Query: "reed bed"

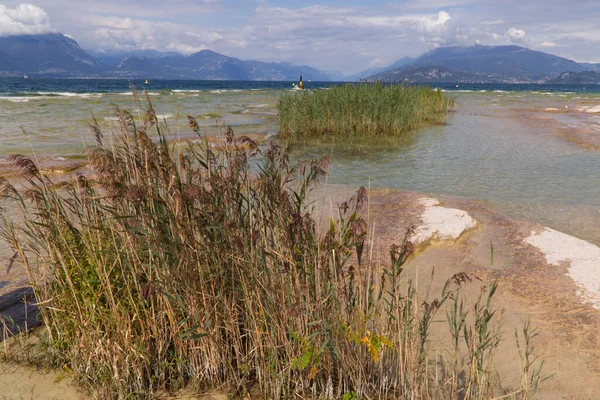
(1, 97), (542, 399)
(278, 83), (455, 138)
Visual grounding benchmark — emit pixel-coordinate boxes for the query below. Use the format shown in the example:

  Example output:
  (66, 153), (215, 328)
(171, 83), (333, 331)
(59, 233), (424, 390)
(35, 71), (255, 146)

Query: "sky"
(0, 1), (599, 75)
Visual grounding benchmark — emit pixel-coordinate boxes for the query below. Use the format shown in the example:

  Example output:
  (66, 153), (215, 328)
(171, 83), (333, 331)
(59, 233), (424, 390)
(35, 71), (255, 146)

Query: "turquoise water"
(1, 80), (599, 245)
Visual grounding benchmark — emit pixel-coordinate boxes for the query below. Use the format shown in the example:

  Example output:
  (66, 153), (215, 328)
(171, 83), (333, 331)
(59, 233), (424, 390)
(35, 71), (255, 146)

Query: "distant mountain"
(345, 57), (416, 82)
(547, 71), (600, 84)
(89, 49), (182, 70)
(373, 65), (487, 83)
(0, 33), (103, 77)
(324, 70), (345, 81)
(371, 45), (585, 83)
(579, 63), (600, 72)
(113, 50), (332, 81)
(0, 33), (333, 80)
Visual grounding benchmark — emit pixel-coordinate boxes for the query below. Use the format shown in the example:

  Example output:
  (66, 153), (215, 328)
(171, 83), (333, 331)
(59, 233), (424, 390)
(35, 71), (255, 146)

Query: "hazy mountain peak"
(371, 44), (585, 83)
(0, 33), (103, 76)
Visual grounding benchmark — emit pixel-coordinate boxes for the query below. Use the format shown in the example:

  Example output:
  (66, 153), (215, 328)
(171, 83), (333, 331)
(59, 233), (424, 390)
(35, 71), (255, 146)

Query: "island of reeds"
(278, 83), (455, 138)
(0, 97), (545, 399)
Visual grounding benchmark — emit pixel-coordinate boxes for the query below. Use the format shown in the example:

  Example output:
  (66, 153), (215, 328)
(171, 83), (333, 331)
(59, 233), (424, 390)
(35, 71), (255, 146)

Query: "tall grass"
(278, 83), (455, 138)
(1, 97), (542, 399)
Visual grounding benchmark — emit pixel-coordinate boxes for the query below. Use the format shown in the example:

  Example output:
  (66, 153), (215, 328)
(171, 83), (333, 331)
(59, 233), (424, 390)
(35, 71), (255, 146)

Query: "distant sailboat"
(23, 75), (29, 79)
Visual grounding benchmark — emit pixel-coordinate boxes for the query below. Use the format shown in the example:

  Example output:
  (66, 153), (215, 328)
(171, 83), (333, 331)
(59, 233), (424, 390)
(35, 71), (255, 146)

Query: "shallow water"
(295, 93), (600, 245)
(1, 82), (599, 246)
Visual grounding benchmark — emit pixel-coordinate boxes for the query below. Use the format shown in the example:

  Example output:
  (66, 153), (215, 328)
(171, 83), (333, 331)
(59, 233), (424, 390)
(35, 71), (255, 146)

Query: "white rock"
(525, 227), (600, 309)
(584, 105), (600, 113)
(412, 197), (477, 244)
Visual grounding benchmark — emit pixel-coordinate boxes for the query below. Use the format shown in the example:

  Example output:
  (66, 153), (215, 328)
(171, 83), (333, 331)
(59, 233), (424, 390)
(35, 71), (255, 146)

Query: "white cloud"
(397, 0), (476, 11)
(91, 15), (248, 55)
(507, 27), (526, 40)
(0, 3), (52, 36)
(539, 41), (556, 47)
(419, 11), (451, 33)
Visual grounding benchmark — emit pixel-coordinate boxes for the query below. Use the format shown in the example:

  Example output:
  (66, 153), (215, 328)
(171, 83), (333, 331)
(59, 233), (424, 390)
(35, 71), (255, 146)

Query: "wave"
(0, 94), (92, 102)
(209, 89), (244, 94)
(114, 91), (161, 96)
(0, 96), (30, 102)
(172, 89), (203, 93)
(22, 91), (103, 97)
(104, 113), (174, 121)
(172, 89), (248, 94)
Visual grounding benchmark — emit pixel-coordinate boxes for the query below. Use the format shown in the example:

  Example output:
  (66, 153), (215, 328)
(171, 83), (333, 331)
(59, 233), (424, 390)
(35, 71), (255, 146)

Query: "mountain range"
(0, 33), (599, 83)
(111, 50), (331, 80)
(369, 45), (590, 83)
(0, 34), (103, 77)
(0, 33), (332, 81)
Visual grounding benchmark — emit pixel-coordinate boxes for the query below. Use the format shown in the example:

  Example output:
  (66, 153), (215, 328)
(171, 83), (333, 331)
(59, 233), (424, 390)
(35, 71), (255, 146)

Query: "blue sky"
(0, 1), (599, 74)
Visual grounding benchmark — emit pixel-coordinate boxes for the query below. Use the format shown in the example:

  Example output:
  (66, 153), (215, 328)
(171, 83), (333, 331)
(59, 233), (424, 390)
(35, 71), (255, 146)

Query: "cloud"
(539, 41), (556, 47)
(481, 19), (505, 26)
(419, 11), (451, 33)
(397, 0), (476, 11)
(0, 3), (52, 36)
(90, 15), (251, 54)
(507, 27), (526, 41)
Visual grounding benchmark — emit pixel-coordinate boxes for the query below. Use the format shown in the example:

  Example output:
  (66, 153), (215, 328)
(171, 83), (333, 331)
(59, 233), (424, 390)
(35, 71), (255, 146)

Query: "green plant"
(278, 83), (452, 138)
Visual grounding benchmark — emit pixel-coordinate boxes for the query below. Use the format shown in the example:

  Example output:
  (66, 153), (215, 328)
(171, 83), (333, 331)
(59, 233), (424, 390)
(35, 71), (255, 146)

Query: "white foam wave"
(0, 96), (30, 102)
(23, 91), (102, 98)
(210, 89), (244, 94)
(115, 91), (160, 96)
(172, 89), (203, 93)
